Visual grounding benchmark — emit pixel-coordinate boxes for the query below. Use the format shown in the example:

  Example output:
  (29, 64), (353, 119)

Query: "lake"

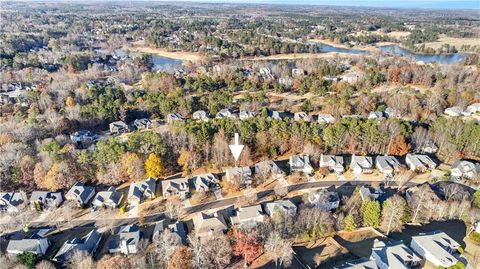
(310, 42), (466, 64)
(112, 49), (183, 72)
(379, 45), (466, 64)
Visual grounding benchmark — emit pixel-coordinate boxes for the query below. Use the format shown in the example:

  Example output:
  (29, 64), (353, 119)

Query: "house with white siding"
(410, 231), (460, 268)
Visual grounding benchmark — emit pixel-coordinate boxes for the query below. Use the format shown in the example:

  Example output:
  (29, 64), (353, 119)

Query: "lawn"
(293, 237), (355, 269)
(334, 228), (383, 258)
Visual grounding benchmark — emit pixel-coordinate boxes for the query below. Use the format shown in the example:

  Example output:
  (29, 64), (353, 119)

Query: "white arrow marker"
(229, 133), (244, 163)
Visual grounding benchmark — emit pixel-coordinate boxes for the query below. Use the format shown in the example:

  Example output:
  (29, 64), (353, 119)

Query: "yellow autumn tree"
(145, 153), (164, 178)
(65, 96), (76, 107)
(177, 149), (193, 174)
(43, 162), (70, 191)
(121, 152), (145, 181)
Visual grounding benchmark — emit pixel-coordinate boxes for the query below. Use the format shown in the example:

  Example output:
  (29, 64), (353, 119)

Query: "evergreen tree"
(361, 200), (381, 228)
(344, 214), (357, 231)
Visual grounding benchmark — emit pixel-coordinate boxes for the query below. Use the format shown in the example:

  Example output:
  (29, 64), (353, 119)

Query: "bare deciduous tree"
(67, 250), (95, 269)
(265, 231), (294, 268)
(153, 229), (182, 268)
(164, 197), (184, 220)
(189, 233), (232, 269)
(381, 195), (407, 235)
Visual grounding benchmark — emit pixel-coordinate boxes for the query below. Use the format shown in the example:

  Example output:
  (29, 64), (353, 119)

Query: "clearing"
(421, 35), (480, 50)
(127, 45), (204, 62)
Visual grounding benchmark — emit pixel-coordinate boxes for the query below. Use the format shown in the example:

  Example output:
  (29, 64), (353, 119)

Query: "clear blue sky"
(164, 0), (480, 9)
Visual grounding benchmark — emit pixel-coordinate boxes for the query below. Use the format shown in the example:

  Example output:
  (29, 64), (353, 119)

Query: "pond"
(150, 54), (183, 72)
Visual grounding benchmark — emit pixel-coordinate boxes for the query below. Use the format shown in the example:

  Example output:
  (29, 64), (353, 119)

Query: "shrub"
(470, 232), (480, 245)
(17, 252), (39, 269)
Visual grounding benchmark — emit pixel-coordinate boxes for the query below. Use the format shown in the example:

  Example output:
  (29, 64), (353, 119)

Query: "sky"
(157, 0), (480, 9)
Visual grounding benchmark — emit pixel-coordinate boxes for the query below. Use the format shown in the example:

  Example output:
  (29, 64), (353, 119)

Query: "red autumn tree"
(229, 228), (263, 267)
(388, 135), (411, 156)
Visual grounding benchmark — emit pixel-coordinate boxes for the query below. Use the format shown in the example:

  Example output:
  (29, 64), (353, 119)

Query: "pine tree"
(344, 214), (357, 231)
(361, 200), (381, 228)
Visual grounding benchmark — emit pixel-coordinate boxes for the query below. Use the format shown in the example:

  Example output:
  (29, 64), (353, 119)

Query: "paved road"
(28, 180), (416, 230)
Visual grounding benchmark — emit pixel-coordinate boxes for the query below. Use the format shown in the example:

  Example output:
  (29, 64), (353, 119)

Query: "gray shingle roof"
(54, 229), (101, 263)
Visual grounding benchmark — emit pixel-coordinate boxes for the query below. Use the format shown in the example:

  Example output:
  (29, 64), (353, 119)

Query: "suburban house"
(153, 220), (188, 245)
(279, 77), (292, 86)
(0, 192), (27, 212)
(368, 111), (385, 121)
(444, 106), (464, 117)
(70, 130), (98, 143)
(193, 212), (228, 238)
(216, 108), (235, 119)
(294, 111), (312, 122)
(350, 155), (374, 174)
(341, 72), (364, 84)
(254, 160), (283, 180)
(133, 118), (152, 130)
(239, 109), (255, 120)
(289, 155), (314, 174)
(419, 141), (438, 154)
(263, 200), (297, 217)
(259, 67), (274, 80)
(451, 160), (479, 180)
(308, 189), (340, 211)
(319, 154), (344, 174)
(230, 205), (264, 227)
(65, 182), (95, 207)
(384, 107), (400, 118)
(410, 231), (460, 268)
(166, 113), (184, 123)
(192, 110), (209, 121)
(317, 114), (335, 124)
(334, 258), (378, 269)
(268, 110), (286, 120)
(161, 177), (190, 200)
(127, 178), (156, 205)
(91, 187), (123, 210)
(53, 229), (102, 264)
(225, 166), (253, 186)
(359, 185), (385, 202)
(6, 229), (50, 255)
(292, 68), (305, 77)
(371, 239), (421, 269)
(375, 156), (401, 175)
(30, 191), (63, 211)
(405, 154), (437, 172)
(109, 120), (129, 135)
(466, 103), (480, 114)
(192, 173), (220, 192)
(108, 224), (141, 255)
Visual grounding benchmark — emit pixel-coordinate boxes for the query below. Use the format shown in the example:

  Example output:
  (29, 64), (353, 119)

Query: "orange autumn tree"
(390, 67), (401, 83)
(229, 228), (263, 267)
(168, 246), (193, 269)
(388, 135), (411, 156)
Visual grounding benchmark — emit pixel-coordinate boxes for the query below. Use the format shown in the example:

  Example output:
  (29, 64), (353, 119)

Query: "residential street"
(28, 179), (415, 231)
